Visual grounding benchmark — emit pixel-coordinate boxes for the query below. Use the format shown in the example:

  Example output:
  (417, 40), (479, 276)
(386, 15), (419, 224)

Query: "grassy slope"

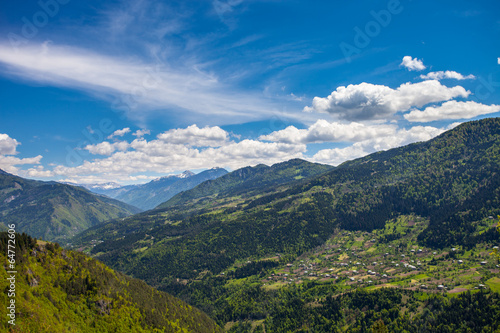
(0, 172), (140, 242)
(0, 233), (220, 333)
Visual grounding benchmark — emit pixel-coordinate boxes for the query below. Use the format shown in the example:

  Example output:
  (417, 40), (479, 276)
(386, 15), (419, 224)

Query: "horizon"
(1, 0), (499, 185)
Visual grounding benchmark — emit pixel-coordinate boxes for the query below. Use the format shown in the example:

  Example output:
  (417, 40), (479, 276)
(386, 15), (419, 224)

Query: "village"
(253, 215), (500, 294)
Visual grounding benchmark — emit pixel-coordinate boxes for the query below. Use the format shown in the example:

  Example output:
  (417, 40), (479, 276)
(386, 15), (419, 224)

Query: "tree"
(371, 319), (389, 333)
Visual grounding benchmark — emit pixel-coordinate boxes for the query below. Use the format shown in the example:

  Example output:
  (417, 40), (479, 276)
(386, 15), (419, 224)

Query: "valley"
(67, 118), (500, 331)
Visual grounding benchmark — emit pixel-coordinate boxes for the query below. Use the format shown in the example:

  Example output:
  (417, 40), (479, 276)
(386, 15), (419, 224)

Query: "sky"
(0, 0), (499, 185)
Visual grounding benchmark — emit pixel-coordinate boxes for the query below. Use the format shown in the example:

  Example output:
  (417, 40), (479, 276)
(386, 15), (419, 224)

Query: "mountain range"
(113, 168), (228, 210)
(0, 171), (140, 242)
(3, 118), (500, 331)
(73, 118), (500, 296)
(73, 168), (229, 211)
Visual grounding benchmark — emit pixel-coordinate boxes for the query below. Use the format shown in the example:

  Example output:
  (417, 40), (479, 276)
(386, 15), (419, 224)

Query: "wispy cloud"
(0, 42), (281, 124)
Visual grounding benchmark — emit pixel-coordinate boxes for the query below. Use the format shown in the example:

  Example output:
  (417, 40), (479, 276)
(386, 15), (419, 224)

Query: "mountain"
(0, 171), (140, 242)
(0, 232), (219, 332)
(114, 168), (228, 210)
(69, 118), (500, 330)
(158, 159), (334, 209)
(65, 181), (138, 199)
(73, 118), (500, 285)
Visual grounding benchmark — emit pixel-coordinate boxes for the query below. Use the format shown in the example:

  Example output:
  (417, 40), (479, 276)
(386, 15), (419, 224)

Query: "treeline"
(0, 233), (220, 333)
(165, 273), (500, 333)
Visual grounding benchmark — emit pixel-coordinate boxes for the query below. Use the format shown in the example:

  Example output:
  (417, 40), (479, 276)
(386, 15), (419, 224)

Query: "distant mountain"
(0, 171), (140, 242)
(72, 118), (500, 293)
(114, 168), (228, 210)
(159, 159), (334, 209)
(0, 233), (219, 332)
(64, 181), (137, 199)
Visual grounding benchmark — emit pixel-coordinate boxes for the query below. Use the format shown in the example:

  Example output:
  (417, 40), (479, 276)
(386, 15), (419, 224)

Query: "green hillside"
(74, 118), (500, 278)
(158, 159), (333, 209)
(0, 232), (219, 333)
(70, 118), (500, 330)
(0, 172), (140, 242)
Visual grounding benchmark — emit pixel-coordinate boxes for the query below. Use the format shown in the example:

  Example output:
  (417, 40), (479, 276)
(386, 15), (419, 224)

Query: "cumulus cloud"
(42, 139), (305, 183)
(107, 127), (131, 139)
(259, 120), (396, 144)
(0, 133), (19, 155)
(420, 71), (475, 81)
(312, 126), (447, 165)
(303, 81), (470, 121)
(23, 124), (305, 183)
(157, 124), (229, 147)
(0, 133), (42, 174)
(25, 165), (54, 178)
(0, 155), (43, 174)
(84, 141), (130, 156)
(498, 57), (500, 65)
(404, 101), (500, 122)
(400, 56), (426, 71)
(133, 129), (151, 137)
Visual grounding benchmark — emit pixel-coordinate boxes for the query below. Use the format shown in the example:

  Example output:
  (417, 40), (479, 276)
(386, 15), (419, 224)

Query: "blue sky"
(0, 0), (499, 184)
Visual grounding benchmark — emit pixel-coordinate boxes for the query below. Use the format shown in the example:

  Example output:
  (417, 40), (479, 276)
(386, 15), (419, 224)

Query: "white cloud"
(498, 57), (500, 65)
(404, 101), (500, 123)
(0, 42), (279, 124)
(260, 120), (396, 144)
(311, 126), (447, 165)
(107, 127), (131, 139)
(0, 133), (19, 155)
(25, 166), (54, 178)
(24, 124), (304, 183)
(400, 56), (426, 71)
(157, 124), (229, 147)
(133, 129), (151, 137)
(45, 139), (305, 183)
(420, 71), (475, 81)
(0, 155), (43, 174)
(303, 81), (470, 121)
(0, 133), (42, 174)
(84, 141), (130, 156)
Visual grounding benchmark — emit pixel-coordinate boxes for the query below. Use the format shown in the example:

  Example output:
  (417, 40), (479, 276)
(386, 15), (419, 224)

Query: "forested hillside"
(159, 159), (333, 209)
(71, 118), (500, 331)
(75, 119), (500, 281)
(0, 232), (219, 332)
(0, 172), (140, 242)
